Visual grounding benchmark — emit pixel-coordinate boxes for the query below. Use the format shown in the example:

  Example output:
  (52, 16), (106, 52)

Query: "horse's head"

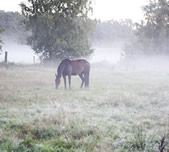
(55, 74), (61, 89)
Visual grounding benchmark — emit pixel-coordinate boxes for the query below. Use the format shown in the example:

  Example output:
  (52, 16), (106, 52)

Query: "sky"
(92, 0), (148, 22)
(0, 0), (148, 22)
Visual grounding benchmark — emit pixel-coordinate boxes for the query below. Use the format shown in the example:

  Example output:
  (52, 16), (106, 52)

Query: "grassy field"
(0, 63), (169, 152)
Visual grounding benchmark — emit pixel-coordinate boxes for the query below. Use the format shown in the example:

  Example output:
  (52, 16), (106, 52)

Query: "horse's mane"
(57, 59), (70, 77)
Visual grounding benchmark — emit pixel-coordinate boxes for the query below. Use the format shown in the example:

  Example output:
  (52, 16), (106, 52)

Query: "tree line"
(124, 0), (169, 56)
(0, 0), (168, 60)
(92, 19), (134, 47)
(0, 10), (28, 44)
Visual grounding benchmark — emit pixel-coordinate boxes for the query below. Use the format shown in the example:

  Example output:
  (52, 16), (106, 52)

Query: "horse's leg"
(84, 73), (87, 88)
(79, 73), (84, 88)
(84, 71), (89, 88)
(68, 75), (71, 89)
(63, 75), (67, 89)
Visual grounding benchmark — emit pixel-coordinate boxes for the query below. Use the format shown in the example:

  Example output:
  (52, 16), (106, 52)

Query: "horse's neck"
(57, 63), (65, 78)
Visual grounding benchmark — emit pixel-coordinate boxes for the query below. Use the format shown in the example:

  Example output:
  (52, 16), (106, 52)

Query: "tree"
(124, 0), (169, 55)
(20, 0), (95, 61)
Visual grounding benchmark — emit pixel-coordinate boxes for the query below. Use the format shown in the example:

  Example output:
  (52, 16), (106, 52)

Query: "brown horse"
(55, 59), (90, 89)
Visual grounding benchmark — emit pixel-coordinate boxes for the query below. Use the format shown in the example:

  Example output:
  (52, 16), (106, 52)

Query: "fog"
(1, 38), (169, 75)
(90, 48), (122, 64)
(0, 40), (39, 64)
(1, 40), (169, 74)
(0, 40), (122, 65)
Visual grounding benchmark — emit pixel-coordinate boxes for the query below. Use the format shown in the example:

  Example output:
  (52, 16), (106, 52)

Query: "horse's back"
(61, 59), (89, 75)
(58, 58), (90, 75)
(71, 59), (90, 72)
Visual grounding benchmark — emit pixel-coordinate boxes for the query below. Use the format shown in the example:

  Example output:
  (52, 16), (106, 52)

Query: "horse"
(55, 59), (90, 89)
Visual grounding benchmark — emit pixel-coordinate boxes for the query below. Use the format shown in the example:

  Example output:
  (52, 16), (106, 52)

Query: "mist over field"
(1, 36), (168, 75)
(0, 39), (122, 65)
(2, 39), (169, 74)
(0, 40), (39, 64)
(0, 42), (169, 72)
(2, 38), (169, 74)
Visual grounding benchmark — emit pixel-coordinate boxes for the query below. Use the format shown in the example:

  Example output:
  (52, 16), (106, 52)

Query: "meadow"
(0, 60), (169, 152)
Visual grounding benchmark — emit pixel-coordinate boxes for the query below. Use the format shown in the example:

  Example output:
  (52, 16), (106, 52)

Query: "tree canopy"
(124, 0), (169, 55)
(20, 0), (95, 61)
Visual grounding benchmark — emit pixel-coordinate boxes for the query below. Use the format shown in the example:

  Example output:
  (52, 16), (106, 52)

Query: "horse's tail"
(85, 64), (90, 87)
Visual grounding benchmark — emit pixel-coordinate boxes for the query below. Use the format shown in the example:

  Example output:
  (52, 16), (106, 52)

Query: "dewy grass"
(0, 117), (101, 152)
(0, 64), (169, 151)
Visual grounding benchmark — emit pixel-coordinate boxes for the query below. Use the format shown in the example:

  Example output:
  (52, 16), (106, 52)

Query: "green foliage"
(0, 138), (76, 152)
(0, 121), (165, 152)
(0, 120), (100, 152)
(20, 0), (95, 61)
(124, 0), (169, 55)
